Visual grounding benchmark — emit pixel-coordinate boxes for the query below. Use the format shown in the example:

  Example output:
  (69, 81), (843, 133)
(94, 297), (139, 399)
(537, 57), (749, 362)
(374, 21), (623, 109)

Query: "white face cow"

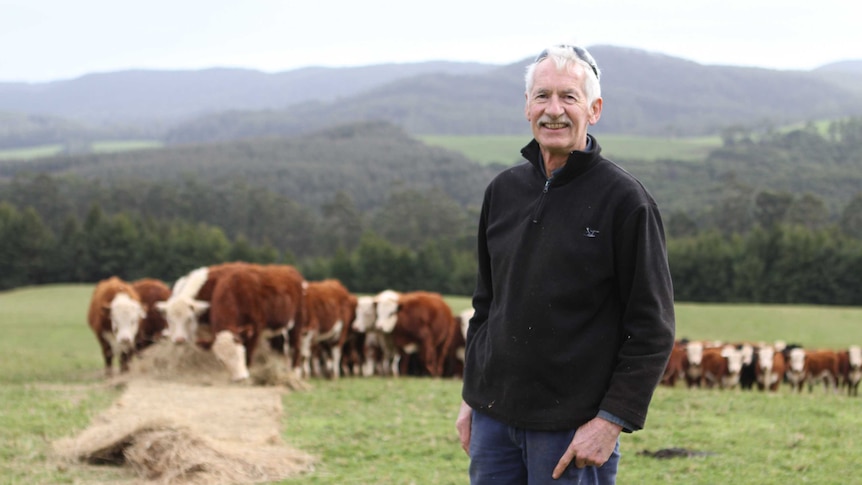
(155, 296), (210, 344)
(757, 346), (775, 372)
(788, 347), (807, 373)
(849, 346), (862, 369)
(458, 308), (475, 339)
(721, 345), (744, 374)
(374, 290), (401, 334)
(107, 292), (146, 351)
(211, 330), (249, 381)
(352, 296), (376, 333)
(686, 341), (704, 366)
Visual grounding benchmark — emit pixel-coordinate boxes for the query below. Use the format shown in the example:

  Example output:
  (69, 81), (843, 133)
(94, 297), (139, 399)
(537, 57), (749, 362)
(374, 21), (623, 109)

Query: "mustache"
(537, 115), (572, 126)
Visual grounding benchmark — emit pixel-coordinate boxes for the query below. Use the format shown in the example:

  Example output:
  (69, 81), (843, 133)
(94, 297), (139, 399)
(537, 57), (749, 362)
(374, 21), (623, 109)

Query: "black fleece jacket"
(462, 135), (675, 431)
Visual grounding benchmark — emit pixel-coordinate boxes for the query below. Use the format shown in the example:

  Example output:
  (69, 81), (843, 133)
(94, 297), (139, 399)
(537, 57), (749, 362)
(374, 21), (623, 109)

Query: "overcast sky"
(1, 0), (858, 83)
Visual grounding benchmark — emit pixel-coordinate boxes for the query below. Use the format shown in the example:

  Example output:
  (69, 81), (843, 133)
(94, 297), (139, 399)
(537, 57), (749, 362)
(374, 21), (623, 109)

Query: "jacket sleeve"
(599, 202), (676, 430)
(466, 192), (492, 347)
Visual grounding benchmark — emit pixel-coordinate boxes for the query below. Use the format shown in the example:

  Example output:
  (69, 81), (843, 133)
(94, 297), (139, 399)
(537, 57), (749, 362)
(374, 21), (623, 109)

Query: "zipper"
(531, 179), (551, 223)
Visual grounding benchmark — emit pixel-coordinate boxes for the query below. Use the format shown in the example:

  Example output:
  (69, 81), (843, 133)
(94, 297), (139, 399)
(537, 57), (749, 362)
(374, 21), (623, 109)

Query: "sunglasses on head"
(534, 45), (600, 81)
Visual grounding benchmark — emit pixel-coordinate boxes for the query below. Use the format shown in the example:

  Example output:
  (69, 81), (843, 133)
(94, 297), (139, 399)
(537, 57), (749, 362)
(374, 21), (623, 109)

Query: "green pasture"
(418, 133), (722, 166)
(0, 139), (162, 161)
(1, 284), (861, 484)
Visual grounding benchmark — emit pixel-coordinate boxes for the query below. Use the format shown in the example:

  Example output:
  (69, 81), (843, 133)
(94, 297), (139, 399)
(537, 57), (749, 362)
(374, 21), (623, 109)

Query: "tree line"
(3, 184), (862, 305)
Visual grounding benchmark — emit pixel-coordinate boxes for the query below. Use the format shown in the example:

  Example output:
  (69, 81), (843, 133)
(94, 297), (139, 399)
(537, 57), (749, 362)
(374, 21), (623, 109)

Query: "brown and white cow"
(754, 344), (786, 392)
(295, 279), (356, 379)
(205, 264), (306, 381)
(838, 345), (862, 396)
(352, 290), (400, 376)
(156, 261), (251, 346)
(660, 340), (687, 387)
(701, 345), (744, 389)
(374, 291), (457, 377)
(682, 340), (705, 388)
(787, 348), (840, 393)
(87, 276), (147, 376)
(444, 307), (474, 378)
(130, 278), (171, 352)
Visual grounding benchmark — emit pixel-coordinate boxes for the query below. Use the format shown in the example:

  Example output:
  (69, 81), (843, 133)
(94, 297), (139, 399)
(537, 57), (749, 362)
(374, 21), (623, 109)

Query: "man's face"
(525, 60), (602, 155)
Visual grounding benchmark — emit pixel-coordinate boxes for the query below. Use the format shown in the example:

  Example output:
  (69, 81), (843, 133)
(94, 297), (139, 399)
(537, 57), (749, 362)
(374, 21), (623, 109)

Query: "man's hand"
(552, 416), (622, 479)
(455, 400), (473, 456)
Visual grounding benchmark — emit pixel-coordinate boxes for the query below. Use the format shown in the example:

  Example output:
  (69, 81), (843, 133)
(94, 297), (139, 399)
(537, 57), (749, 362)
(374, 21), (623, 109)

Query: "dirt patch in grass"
(53, 341), (316, 484)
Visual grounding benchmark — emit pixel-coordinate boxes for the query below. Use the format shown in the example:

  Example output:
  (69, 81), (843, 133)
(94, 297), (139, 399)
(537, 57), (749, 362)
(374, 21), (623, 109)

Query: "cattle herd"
(86, 262), (473, 382)
(661, 339), (862, 397)
(86, 263), (862, 397)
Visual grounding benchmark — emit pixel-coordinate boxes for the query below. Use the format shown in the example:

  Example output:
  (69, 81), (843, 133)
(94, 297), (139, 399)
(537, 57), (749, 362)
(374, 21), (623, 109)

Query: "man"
(455, 44), (675, 484)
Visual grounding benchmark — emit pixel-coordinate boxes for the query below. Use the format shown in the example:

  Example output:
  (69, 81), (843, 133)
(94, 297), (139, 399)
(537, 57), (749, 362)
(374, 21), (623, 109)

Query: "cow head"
(353, 296), (376, 333)
(457, 308), (475, 339)
(685, 341), (704, 367)
(374, 291), (401, 334)
(211, 330), (249, 381)
(757, 346), (775, 372)
(721, 345), (744, 374)
(849, 345), (862, 370)
(155, 296), (210, 344)
(788, 347), (807, 373)
(106, 293), (146, 351)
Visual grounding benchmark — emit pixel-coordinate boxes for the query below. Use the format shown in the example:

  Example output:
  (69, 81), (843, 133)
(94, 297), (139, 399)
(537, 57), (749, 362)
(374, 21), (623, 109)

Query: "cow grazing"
(374, 291), (457, 377)
(206, 264), (305, 381)
(838, 345), (862, 396)
(130, 278), (171, 351)
(701, 345), (744, 389)
(296, 279), (357, 379)
(754, 344), (786, 392)
(87, 276), (147, 376)
(156, 261), (252, 345)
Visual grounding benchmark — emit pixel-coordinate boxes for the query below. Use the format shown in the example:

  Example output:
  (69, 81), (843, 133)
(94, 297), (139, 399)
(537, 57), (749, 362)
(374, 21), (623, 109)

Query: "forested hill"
(2, 45), (862, 149)
(0, 121), (500, 212)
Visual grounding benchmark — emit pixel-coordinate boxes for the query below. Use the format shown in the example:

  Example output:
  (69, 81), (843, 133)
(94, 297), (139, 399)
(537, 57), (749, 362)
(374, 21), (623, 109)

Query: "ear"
(589, 97), (603, 125)
(524, 92), (531, 121)
(101, 303), (111, 317)
(154, 301), (167, 315)
(191, 300), (210, 316)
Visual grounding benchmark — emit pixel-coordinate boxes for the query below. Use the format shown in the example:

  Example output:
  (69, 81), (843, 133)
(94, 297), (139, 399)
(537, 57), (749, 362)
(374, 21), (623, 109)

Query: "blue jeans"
(469, 410), (620, 485)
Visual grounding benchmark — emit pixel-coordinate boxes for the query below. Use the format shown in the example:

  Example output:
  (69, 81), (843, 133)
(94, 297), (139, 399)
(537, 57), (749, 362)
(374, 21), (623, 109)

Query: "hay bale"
(54, 380), (316, 484)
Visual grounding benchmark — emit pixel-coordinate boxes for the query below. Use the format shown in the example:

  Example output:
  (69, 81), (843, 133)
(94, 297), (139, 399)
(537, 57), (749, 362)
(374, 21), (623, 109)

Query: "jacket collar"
(520, 133), (604, 183)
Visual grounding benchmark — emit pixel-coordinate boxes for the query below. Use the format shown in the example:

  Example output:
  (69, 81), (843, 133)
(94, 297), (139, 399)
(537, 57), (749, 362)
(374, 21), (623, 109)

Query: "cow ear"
(191, 300), (210, 316)
(101, 303), (111, 316)
(154, 301), (168, 315)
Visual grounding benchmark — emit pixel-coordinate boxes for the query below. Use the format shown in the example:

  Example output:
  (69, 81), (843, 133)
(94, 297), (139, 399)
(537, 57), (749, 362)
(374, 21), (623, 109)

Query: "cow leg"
(119, 350), (133, 373)
(300, 331), (314, 378)
(330, 346), (342, 379)
(97, 335), (114, 377)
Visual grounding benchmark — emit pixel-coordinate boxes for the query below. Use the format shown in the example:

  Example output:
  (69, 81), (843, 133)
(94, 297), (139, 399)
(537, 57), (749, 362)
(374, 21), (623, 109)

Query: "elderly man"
(455, 44), (676, 485)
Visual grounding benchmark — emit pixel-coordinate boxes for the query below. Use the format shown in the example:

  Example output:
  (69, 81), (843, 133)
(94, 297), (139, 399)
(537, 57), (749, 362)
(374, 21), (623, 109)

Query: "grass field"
(0, 139), (163, 161)
(1, 134), (719, 165)
(418, 133), (722, 166)
(1, 284), (861, 484)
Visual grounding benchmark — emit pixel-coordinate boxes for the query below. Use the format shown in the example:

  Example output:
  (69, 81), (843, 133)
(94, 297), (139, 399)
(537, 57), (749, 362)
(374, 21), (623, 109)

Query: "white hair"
(525, 45), (602, 105)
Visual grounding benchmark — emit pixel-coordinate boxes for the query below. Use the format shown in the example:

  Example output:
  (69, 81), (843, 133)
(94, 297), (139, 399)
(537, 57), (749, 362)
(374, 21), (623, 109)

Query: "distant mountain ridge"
(1, 45), (862, 148)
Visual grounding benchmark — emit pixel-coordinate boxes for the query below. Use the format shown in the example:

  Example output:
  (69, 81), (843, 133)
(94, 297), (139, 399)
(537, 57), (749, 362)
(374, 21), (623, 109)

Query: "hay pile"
(127, 338), (309, 390)
(53, 340), (316, 484)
